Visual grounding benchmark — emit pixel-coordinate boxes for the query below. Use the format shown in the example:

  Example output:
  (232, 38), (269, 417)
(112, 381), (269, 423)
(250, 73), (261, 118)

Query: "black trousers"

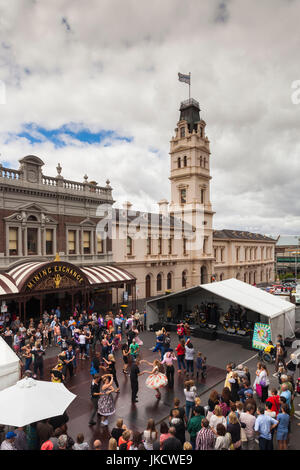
(166, 365), (174, 388)
(34, 362), (44, 378)
(131, 380), (138, 402)
(65, 363), (74, 379)
(89, 397), (99, 423)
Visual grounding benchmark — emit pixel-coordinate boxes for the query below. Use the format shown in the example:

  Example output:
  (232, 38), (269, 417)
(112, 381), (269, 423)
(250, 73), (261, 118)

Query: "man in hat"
(0, 431), (17, 450)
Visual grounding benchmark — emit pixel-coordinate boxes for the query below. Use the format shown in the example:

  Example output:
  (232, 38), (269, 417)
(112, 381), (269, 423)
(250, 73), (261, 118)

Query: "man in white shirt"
(239, 404), (257, 450)
(0, 431), (17, 450)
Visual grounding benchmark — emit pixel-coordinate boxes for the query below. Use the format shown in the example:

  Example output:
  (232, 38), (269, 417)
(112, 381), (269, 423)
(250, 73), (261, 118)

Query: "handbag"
(240, 426), (247, 443)
(256, 384), (262, 397)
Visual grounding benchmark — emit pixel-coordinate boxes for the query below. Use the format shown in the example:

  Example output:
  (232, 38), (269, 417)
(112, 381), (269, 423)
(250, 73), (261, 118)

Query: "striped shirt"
(195, 428), (215, 450)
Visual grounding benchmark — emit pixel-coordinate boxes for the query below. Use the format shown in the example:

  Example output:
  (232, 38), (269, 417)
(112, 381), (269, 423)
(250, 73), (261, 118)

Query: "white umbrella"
(0, 377), (76, 427)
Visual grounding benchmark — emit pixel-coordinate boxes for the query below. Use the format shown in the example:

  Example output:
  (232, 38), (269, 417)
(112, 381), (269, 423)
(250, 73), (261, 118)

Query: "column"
(18, 226), (23, 256)
(38, 228), (42, 256)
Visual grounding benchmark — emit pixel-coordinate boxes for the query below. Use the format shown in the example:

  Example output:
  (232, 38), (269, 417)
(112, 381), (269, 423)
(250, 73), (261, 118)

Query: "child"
(277, 403), (290, 450)
(73, 433), (89, 450)
(278, 365), (286, 385)
(196, 352), (203, 380)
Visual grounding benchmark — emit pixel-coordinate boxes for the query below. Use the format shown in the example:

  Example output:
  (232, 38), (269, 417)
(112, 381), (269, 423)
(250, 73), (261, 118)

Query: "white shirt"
(209, 414), (227, 431)
(185, 347), (195, 361)
(184, 386), (197, 402)
(79, 334), (86, 344)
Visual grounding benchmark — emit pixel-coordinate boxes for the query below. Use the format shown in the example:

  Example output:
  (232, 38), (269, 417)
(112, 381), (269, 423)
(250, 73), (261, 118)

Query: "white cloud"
(0, 0), (299, 235)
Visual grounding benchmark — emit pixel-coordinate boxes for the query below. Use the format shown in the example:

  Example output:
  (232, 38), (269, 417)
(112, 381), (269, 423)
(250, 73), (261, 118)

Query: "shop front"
(0, 260), (136, 321)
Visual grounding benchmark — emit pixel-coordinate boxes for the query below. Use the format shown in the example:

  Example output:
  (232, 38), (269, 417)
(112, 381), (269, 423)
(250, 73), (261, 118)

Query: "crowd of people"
(0, 306), (299, 451)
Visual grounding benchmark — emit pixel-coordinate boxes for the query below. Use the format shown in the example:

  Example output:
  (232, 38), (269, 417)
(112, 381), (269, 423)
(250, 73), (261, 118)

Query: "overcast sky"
(0, 0), (299, 236)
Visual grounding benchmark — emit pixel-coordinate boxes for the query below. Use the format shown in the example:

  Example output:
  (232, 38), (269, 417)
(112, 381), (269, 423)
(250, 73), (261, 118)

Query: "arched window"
(145, 274), (151, 298)
(183, 155), (187, 167)
(220, 273), (224, 281)
(27, 215), (37, 221)
(156, 273), (162, 292)
(177, 157), (181, 168)
(182, 271), (187, 288)
(167, 272), (172, 290)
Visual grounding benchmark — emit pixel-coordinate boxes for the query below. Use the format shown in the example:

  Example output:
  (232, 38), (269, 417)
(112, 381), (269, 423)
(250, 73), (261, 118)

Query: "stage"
(150, 322), (253, 349)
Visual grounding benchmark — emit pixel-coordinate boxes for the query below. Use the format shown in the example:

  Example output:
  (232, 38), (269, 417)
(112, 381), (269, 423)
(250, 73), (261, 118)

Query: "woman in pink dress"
(140, 359), (168, 400)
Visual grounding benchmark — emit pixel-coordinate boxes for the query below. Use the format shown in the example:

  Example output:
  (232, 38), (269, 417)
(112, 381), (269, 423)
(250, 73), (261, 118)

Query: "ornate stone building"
(0, 97), (276, 316)
(111, 98), (275, 302)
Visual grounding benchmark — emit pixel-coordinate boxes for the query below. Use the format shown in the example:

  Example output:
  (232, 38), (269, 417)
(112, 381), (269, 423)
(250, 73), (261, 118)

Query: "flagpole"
(189, 72), (191, 99)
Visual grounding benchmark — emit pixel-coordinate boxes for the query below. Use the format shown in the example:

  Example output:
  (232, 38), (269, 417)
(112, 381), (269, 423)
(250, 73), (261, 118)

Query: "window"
(126, 283), (132, 296)
(28, 215), (37, 221)
(46, 229), (53, 255)
(183, 237), (187, 255)
(214, 248), (217, 260)
(147, 237), (151, 255)
(200, 188), (205, 204)
(9, 228), (18, 256)
(177, 157), (181, 168)
(156, 274), (162, 291)
(168, 237), (173, 255)
(180, 127), (185, 138)
(199, 126), (203, 138)
(180, 188), (186, 204)
(236, 247), (240, 262)
(221, 248), (224, 262)
(97, 234), (103, 254)
(182, 271), (187, 288)
(183, 155), (187, 167)
(127, 236), (132, 255)
(83, 231), (91, 254)
(158, 237), (162, 255)
(27, 228), (38, 255)
(167, 272), (172, 290)
(146, 274), (151, 297)
(68, 230), (76, 254)
(200, 156), (203, 167)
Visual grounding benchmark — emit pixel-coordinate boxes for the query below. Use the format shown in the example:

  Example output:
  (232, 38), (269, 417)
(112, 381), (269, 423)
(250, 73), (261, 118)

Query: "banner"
(252, 322), (271, 350)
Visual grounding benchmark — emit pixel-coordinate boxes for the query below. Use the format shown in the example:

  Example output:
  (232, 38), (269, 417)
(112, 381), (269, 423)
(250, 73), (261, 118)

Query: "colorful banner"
(252, 322), (271, 350)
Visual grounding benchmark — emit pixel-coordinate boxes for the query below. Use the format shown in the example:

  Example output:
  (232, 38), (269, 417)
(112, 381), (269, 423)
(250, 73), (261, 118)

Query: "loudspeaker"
(226, 328), (236, 334)
(237, 330), (247, 336)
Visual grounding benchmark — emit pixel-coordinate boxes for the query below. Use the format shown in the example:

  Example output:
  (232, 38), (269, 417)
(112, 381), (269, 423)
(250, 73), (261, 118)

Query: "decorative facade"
(0, 97), (276, 315)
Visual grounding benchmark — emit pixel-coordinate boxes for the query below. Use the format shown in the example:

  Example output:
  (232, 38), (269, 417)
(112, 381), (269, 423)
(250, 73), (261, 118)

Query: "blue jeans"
(186, 360), (194, 373)
(177, 355), (186, 370)
(186, 401), (194, 421)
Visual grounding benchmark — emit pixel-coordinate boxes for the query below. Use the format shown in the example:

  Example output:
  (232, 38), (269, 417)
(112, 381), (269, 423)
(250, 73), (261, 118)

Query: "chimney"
(122, 201), (133, 211)
(158, 199), (169, 216)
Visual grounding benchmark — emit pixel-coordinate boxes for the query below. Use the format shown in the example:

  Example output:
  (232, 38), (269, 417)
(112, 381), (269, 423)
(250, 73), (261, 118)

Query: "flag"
(178, 72), (190, 84)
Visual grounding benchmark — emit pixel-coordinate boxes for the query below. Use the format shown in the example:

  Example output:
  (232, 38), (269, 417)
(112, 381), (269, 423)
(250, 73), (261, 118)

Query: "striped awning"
(8, 262), (48, 289)
(0, 274), (19, 296)
(0, 262), (135, 298)
(80, 265), (135, 285)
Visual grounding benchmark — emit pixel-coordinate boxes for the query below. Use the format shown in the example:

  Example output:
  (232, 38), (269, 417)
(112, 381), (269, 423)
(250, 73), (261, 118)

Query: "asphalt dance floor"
(43, 331), (226, 450)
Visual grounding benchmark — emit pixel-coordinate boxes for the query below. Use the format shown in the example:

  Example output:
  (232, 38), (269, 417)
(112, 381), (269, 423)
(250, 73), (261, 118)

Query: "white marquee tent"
(0, 337), (20, 391)
(147, 278), (295, 340)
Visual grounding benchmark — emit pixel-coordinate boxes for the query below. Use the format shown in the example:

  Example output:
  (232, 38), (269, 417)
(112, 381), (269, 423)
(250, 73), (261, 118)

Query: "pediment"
(79, 218), (96, 227)
(17, 202), (48, 213)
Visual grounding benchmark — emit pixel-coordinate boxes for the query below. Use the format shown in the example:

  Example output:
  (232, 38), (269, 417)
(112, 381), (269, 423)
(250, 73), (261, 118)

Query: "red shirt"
(266, 395), (281, 415)
(176, 344), (185, 356)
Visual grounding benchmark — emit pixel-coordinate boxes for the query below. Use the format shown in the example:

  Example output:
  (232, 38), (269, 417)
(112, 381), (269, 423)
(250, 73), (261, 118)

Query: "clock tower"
(169, 98), (215, 283)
